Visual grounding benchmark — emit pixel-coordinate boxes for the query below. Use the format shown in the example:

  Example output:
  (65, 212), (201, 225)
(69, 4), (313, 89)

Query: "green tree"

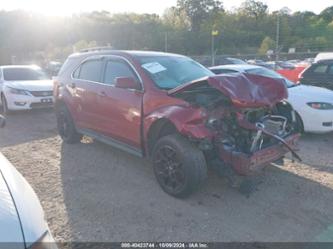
(239, 0), (268, 21)
(176, 0), (223, 32)
(258, 36), (275, 55)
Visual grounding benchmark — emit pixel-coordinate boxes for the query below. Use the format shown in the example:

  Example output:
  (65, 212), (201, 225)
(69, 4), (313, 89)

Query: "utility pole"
(211, 33), (215, 66)
(275, 13), (280, 69)
(165, 32), (168, 52)
(211, 29), (219, 66)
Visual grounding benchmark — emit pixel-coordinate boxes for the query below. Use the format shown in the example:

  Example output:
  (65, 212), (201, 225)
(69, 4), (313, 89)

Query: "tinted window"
(312, 64), (328, 74)
(79, 60), (103, 82)
(138, 56), (214, 89)
(73, 67), (80, 78)
(328, 65), (333, 75)
(104, 60), (137, 85)
(211, 68), (238, 74)
(3, 67), (49, 81)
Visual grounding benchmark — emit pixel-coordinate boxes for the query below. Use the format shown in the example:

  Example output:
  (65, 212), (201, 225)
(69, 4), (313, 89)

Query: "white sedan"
(0, 115), (57, 248)
(0, 65), (54, 114)
(210, 64), (333, 134)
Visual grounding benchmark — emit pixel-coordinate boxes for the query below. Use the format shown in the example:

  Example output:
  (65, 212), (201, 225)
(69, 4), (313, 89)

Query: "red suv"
(54, 49), (300, 198)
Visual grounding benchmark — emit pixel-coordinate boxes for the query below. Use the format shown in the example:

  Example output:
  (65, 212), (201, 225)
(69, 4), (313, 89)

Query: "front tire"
(1, 94), (10, 115)
(56, 105), (82, 144)
(295, 112), (304, 133)
(152, 134), (207, 198)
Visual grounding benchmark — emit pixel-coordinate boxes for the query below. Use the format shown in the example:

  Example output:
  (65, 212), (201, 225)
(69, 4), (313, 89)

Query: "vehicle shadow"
(0, 108), (57, 148)
(59, 138), (333, 242)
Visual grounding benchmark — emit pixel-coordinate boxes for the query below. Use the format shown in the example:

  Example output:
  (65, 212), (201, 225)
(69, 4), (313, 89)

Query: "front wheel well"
(147, 118), (178, 156)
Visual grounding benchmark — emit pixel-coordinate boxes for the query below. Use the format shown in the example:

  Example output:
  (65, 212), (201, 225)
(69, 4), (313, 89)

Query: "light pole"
(211, 29), (219, 66)
(165, 32), (168, 52)
(275, 13), (280, 69)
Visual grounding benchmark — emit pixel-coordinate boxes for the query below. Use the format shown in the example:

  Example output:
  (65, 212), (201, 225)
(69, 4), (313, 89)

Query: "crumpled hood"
(168, 73), (288, 108)
(4, 80), (53, 91)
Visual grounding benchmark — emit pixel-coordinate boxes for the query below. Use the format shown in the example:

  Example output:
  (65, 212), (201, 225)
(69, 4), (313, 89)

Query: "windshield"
(138, 56), (214, 89)
(245, 68), (295, 88)
(3, 67), (50, 81)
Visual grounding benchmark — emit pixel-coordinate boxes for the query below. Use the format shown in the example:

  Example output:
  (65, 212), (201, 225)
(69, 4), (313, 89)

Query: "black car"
(299, 60), (333, 90)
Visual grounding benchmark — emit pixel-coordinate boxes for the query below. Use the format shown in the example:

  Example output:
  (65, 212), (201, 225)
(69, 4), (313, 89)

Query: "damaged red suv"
(54, 49), (300, 198)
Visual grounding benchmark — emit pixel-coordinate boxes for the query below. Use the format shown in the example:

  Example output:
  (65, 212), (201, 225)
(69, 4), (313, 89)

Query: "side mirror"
(0, 115), (6, 128)
(115, 77), (141, 90)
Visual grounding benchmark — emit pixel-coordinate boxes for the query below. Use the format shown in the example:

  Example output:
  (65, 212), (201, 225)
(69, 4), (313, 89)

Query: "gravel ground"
(0, 109), (333, 242)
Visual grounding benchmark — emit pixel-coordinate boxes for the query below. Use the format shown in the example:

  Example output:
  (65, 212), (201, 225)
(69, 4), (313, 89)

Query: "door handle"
(98, 91), (107, 97)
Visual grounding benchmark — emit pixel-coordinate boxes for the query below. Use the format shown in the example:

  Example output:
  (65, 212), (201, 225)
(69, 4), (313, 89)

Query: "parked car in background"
(247, 59), (275, 70)
(216, 57), (247, 65)
(314, 52), (333, 63)
(276, 62), (307, 83)
(210, 64), (333, 133)
(299, 59), (333, 91)
(0, 65), (54, 114)
(54, 49), (300, 198)
(45, 61), (62, 77)
(0, 115), (57, 248)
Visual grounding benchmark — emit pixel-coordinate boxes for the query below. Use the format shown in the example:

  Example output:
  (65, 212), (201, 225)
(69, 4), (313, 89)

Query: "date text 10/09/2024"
(121, 242), (209, 248)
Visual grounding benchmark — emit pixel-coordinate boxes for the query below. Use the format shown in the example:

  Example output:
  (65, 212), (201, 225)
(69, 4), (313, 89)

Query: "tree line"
(0, 0), (333, 64)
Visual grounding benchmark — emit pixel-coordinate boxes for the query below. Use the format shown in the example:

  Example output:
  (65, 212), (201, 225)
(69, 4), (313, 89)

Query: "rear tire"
(152, 134), (207, 198)
(56, 105), (82, 144)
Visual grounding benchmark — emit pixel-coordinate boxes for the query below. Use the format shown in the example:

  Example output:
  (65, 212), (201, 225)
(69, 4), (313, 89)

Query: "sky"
(1, 0), (332, 16)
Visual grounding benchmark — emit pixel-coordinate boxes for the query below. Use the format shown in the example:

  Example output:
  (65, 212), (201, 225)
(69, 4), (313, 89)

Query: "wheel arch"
(146, 118), (178, 157)
(295, 110), (304, 133)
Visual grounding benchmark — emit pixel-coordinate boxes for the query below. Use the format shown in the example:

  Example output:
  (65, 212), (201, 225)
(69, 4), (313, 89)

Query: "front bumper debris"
(218, 133), (300, 175)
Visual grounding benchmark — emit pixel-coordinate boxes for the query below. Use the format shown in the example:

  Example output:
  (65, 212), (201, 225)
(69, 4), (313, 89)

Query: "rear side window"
(78, 60), (103, 82)
(312, 64), (328, 74)
(104, 60), (138, 85)
(328, 65), (333, 75)
(212, 69), (238, 74)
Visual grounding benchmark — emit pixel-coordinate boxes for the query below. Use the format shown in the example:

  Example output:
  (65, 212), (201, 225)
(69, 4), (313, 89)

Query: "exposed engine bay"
(170, 79), (301, 175)
(206, 102), (297, 155)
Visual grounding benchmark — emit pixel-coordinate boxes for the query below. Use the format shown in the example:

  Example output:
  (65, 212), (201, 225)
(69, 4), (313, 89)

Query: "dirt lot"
(0, 109), (333, 242)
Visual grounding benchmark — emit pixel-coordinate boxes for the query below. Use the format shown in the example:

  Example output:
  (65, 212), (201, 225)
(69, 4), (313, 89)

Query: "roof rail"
(80, 46), (114, 53)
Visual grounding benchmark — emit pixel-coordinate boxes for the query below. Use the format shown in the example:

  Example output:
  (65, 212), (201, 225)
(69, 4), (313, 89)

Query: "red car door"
(94, 56), (143, 150)
(70, 57), (104, 131)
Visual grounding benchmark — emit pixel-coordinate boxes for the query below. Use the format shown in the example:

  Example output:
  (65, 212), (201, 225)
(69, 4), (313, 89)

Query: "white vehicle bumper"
(5, 93), (54, 111)
(302, 108), (333, 133)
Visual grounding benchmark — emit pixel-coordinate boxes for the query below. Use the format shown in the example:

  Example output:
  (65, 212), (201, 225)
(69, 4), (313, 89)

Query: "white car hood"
(288, 84), (333, 102)
(0, 153), (48, 246)
(4, 80), (53, 92)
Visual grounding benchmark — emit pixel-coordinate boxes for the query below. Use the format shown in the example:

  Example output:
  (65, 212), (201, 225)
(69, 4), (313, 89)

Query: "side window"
(78, 60), (103, 82)
(213, 69), (238, 74)
(312, 64), (328, 74)
(104, 60), (138, 85)
(73, 67), (80, 78)
(328, 64), (333, 75)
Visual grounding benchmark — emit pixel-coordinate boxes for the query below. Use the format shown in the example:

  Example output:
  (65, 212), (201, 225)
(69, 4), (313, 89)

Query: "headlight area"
(7, 87), (30, 96)
(307, 102), (333, 110)
(28, 231), (58, 249)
